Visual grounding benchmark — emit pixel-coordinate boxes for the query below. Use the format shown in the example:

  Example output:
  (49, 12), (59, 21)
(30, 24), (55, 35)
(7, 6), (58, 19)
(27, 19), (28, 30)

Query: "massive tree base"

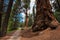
(32, 0), (59, 32)
(32, 19), (59, 32)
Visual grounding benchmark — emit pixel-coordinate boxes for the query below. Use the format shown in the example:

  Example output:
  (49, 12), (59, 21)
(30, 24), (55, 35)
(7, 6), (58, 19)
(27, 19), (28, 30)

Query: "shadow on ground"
(20, 29), (40, 38)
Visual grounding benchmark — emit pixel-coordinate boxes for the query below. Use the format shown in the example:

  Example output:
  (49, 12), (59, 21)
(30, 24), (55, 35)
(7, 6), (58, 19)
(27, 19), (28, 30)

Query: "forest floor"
(0, 25), (60, 40)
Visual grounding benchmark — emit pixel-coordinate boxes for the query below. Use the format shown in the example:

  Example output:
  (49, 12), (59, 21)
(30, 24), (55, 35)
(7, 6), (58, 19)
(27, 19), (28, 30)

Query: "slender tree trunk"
(1, 0), (13, 37)
(9, 0), (21, 31)
(32, 0), (59, 32)
(33, 6), (36, 23)
(56, 0), (60, 8)
(25, 9), (29, 29)
(0, 0), (4, 37)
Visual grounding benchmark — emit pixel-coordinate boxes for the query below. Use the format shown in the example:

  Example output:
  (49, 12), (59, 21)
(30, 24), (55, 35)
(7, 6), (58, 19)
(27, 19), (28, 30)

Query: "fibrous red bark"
(25, 9), (29, 29)
(32, 0), (59, 32)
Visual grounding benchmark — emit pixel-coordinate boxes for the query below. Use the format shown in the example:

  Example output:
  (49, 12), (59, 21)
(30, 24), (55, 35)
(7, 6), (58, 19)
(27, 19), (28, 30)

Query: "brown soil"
(20, 25), (60, 40)
(1, 25), (60, 40)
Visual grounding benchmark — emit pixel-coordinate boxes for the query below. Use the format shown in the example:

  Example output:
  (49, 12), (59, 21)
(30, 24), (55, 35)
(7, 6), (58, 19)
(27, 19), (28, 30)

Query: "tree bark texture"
(32, 0), (59, 32)
(0, 0), (4, 37)
(1, 0), (13, 37)
(25, 9), (29, 28)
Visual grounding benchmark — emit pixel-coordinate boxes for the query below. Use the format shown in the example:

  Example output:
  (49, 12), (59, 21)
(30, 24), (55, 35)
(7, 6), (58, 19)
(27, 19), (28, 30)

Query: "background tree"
(28, 14), (33, 27)
(1, 0), (13, 37)
(55, 0), (60, 9)
(8, 0), (21, 31)
(0, 0), (4, 37)
(32, 5), (36, 23)
(22, 0), (30, 28)
(52, 0), (60, 22)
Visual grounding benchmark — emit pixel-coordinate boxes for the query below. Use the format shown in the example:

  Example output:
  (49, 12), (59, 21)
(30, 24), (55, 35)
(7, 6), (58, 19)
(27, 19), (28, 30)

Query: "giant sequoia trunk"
(32, 0), (59, 32)
(1, 0), (13, 37)
(0, 0), (4, 37)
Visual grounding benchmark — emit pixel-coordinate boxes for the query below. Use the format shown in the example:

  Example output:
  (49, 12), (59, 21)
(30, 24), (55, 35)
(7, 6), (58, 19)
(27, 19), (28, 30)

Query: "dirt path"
(1, 25), (60, 40)
(7, 30), (21, 40)
(0, 29), (21, 40)
(20, 25), (60, 40)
